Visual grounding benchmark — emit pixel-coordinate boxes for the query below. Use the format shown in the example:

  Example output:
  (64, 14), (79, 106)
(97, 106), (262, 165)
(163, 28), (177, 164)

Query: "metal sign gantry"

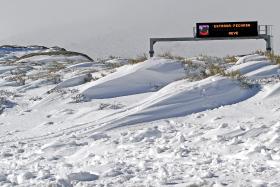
(149, 25), (273, 57)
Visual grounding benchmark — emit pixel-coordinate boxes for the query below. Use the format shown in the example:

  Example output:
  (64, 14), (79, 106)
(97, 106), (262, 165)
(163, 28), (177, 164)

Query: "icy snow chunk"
(68, 172), (99, 181)
(37, 170), (51, 180)
(17, 171), (34, 184)
(131, 127), (162, 142)
(7, 173), (17, 184)
(174, 145), (190, 157)
(200, 171), (215, 178)
(177, 132), (186, 143)
(0, 174), (7, 182)
(56, 178), (72, 187)
(103, 169), (123, 177)
(89, 133), (110, 141)
(185, 177), (205, 187)
(157, 166), (169, 184)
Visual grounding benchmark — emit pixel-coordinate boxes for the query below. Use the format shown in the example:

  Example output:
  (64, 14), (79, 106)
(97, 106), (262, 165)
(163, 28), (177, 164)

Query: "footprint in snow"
(89, 133), (110, 141)
(195, 113), (206, 119)
(46, 114), (52, 118)
(7, 130), (20, 135)
(17, 149), (25, 153)
(218, 123), (229, 129)
(43, 122), (54, 126)
(60, 109), (75, 115)
(2, 152), (13, 158)
(272, 107), (280, 112)
(211, 116), (224, 122)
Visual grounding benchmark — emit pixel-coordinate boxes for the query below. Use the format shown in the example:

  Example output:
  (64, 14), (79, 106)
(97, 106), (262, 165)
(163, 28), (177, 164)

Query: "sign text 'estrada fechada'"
(196, 21), (258, 38)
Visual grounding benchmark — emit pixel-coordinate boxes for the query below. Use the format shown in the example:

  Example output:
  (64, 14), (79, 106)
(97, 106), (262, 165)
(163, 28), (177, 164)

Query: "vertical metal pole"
(266, 36), (272, 52)
(149, 39), (155, 57)
(193, 27), (196, 37)
(265, 25), (272, 52)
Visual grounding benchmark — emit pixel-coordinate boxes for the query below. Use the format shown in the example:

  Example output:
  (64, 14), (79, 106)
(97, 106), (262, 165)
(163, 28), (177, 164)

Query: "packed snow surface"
(0, 49), (280, 187)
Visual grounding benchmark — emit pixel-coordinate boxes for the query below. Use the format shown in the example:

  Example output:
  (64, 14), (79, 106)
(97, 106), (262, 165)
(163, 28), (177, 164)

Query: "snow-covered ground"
(0, 47), (280, 187)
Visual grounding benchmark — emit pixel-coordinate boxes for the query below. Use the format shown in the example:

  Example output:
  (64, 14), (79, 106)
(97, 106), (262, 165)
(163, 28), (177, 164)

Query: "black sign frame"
(196, 21), (258, 38)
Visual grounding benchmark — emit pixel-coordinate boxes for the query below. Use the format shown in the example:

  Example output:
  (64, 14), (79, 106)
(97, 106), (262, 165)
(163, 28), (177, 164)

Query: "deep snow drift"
(0, 47), (280, 187)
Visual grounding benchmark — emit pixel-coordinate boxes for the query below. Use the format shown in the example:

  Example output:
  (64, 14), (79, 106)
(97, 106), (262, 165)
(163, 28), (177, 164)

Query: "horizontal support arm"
(149, 35), (272, 57)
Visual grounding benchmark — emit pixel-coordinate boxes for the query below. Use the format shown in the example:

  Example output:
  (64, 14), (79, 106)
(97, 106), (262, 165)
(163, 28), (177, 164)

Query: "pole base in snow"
(149, 51), (154, 58)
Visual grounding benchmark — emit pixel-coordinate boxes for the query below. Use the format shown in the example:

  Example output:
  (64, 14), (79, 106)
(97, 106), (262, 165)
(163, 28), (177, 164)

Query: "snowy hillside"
(0, 48), (280, 186)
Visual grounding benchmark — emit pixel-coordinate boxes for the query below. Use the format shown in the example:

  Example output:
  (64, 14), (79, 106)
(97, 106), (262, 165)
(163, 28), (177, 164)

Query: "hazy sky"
(0, 0), (278, 58)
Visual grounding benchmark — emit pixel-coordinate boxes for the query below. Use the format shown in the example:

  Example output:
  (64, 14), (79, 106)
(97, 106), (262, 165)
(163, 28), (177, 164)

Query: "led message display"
(196, 21), (258, 38)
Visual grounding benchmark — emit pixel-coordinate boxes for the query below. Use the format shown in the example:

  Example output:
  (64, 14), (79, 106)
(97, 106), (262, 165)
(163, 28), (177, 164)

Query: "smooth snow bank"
(55, 74), (92, 89)
(0, 66), (16, 74)
(97, 76), (259, 131)
(229, 54), (280, 80)
(228, 60), (271, 75)
(66, 62), (96, 69)
(80, 58), (186, 99)
(263, 82), (280, 99)
(105, 58), (129, 65)
(245, 65), (280, 79)
(236, 54), (267, 64)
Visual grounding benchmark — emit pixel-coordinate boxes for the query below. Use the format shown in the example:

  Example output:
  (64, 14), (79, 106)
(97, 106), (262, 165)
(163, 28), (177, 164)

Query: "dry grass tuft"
(128, 53), (148, 64)
(255, 50), (280, 65)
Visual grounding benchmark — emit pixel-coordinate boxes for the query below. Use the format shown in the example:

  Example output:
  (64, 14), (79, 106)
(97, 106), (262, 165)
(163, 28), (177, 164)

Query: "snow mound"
(236, 54), (267, 64)
(228, 60), (271, 75)
(227, 54), (280, 80)
(245, 65), (280, 79)
(67, 62), (96, 69)
(97, 76), (259, 131)
(0, 66), (16, 74)
(105, 58), (129, 66)
(263, 83), (280, 99)
(80, 58), (186, 99)
(55, 73), (92, 89)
